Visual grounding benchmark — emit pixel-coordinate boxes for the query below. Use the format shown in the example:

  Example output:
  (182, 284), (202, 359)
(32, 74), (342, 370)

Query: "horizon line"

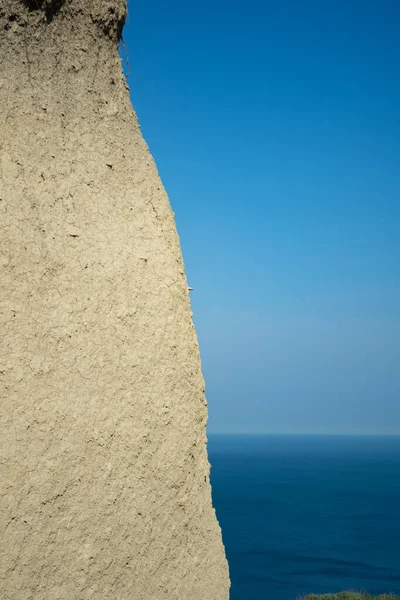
(207, 431), (400, 436)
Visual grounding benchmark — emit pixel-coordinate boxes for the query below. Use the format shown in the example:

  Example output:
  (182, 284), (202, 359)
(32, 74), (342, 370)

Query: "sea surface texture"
(208, 435), (400, 600)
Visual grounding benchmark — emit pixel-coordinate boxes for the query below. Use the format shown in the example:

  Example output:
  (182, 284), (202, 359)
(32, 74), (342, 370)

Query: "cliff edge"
(0, 1), (230, 598)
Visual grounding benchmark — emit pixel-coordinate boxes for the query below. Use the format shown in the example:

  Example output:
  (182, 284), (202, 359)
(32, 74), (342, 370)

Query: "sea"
(208, 434), (400, 600)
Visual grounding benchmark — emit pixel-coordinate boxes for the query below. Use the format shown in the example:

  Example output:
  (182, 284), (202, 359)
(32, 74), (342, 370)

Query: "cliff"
(0, 1), (230, 598)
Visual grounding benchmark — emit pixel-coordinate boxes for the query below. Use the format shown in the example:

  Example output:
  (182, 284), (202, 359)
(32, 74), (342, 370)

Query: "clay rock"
(0, 1), (230, 598)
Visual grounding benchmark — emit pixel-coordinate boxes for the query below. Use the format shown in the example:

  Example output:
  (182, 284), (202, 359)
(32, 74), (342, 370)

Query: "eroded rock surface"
(0, 1), (230, 598)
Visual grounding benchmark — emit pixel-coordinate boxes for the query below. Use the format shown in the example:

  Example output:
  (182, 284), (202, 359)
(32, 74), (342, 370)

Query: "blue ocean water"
(208, 435), (400, 600)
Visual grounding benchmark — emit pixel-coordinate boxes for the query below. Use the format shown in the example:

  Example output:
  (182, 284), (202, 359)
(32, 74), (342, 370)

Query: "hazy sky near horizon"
(123, 1), (400, 434)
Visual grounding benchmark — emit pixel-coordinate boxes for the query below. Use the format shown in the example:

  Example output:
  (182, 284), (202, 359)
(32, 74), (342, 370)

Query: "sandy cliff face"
(0, 1), (230, 598)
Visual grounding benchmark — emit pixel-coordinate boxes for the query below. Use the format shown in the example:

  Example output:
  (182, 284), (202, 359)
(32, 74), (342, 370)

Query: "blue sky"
(123, 0), (400, 434)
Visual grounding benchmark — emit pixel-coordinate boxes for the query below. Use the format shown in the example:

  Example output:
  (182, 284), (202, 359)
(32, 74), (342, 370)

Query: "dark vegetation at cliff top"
(303, 592), (400, 600)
